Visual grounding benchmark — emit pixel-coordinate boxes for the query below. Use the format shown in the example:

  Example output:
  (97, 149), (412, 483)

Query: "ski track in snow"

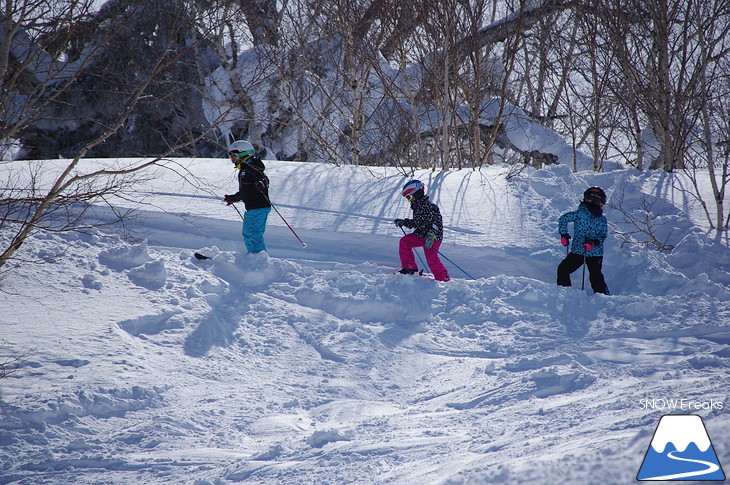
(0, 160), (729, 484)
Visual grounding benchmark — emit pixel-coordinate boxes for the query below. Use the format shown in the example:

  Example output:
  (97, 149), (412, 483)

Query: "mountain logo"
(637, 414), (726, 481)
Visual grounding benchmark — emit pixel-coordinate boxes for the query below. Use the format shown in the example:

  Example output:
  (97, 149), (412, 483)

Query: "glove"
(424, 233), (436, 249)
(560, 234), (570, 246)
(583, 240), (598, 251)
(223, 194), (236, 205)
(254, 180), (267, 192)
(394, 219), (405, 228)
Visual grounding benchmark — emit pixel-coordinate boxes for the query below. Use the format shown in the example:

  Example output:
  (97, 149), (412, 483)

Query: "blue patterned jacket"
(558, 203), (607, 256)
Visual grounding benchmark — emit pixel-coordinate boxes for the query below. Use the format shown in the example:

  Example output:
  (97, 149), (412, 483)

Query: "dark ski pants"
(557, 252), (607, 294)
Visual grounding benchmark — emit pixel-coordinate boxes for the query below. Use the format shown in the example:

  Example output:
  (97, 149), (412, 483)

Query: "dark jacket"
(558, 202), (607, 256)
(402, 195), (444, 241)
(227, 156), (271, 210)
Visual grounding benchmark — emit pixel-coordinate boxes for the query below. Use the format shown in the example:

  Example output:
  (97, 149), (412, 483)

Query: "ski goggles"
(229, 151), (253, 162)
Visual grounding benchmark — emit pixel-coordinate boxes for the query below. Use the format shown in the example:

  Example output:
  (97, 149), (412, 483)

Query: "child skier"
(557, 186), (608, 294)
(394, 180), (450, 282)
(223, 140), (272, 254)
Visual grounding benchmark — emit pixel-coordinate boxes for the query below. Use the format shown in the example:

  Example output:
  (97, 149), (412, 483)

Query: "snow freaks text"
(639, 398), (724, 411)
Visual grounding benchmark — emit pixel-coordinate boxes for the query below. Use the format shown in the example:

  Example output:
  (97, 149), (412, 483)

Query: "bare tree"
(1, 0), (98, 156)
(2, 0), (223, 159)
(682, 0), (730, 231)
(592, 0), (729, 172)
(0, 0), (233, 271)
(314, 0), (392, 166)
(610, 187), (677, 252)
(205, 0), (578, 169)
(598, 0), (730, 230)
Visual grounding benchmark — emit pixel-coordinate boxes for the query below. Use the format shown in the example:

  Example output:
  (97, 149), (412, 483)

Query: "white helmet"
(228, 140), (255, 160)
(402, 179), (425, 198)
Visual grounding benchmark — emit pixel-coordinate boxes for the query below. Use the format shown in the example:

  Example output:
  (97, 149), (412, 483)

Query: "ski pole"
(260, 192), (308, 249)
(434, 248), (476, 280)
(230, 203), (244, 220)
(581, 253), (586, 290)
(400, 226), (428, 270)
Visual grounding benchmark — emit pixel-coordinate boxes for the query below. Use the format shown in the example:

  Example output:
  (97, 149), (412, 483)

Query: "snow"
(1, 159), (729, 484)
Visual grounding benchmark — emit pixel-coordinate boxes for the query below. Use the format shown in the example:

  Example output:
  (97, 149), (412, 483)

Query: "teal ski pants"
(242, 207), (271, 253)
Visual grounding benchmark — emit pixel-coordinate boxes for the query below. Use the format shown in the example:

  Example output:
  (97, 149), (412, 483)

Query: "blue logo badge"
(637, 415), (725, 481)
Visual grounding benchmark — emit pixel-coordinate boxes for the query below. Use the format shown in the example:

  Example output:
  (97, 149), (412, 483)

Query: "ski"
(392, 268), (435, 279)
(193, 252), (212, 260)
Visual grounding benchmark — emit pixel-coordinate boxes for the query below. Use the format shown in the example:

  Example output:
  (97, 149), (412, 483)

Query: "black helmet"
(583, 186), (606, 205)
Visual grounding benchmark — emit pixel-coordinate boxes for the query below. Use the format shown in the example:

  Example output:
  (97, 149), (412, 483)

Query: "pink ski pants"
(399, 233), (450, 281)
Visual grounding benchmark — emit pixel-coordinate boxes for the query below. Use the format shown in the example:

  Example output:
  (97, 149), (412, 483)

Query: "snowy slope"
(1, 159), (729, 485)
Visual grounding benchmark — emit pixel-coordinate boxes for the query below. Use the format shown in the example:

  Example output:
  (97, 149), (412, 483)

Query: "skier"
(394, 180), (450, 282)
(557, 186), (608, 294)
(223, 140), (272, 254)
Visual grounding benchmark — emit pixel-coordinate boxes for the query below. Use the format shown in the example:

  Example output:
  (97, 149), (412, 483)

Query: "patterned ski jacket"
(227, 156), (271, 211)
(403, 195), (444, 241)
(558, 202), (607, 256)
